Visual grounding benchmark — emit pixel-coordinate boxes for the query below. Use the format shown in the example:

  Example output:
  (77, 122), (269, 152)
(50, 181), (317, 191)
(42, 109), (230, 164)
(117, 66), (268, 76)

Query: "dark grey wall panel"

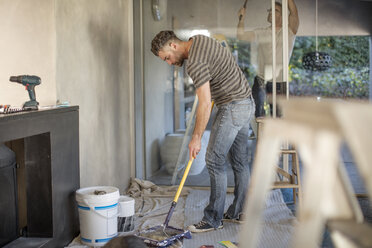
(0, 107), (80, 248)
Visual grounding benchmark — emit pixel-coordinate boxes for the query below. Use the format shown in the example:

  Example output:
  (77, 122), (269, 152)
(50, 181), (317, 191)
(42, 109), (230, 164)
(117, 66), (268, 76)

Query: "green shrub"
(229, 36), (370, 99)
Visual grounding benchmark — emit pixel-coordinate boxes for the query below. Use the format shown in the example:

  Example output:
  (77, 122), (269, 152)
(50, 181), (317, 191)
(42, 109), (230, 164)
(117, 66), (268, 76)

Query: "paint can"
(76, 186), (120, 246)
(117, 195), (135, 232)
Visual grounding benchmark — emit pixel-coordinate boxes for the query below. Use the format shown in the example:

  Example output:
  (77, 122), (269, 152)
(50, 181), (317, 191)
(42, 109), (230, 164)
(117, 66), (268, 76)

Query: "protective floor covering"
(67, 180), (296, 248)
(183, 189), (297, 248)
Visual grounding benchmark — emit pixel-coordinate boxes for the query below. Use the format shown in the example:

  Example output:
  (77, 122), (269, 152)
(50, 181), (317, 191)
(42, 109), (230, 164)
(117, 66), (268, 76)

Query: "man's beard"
(174, 53), (185, 67)
(174, 60), (184, 66)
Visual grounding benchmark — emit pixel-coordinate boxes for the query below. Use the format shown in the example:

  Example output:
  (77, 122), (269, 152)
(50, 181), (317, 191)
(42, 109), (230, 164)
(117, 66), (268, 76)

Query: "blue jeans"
(202, 97), (255, 228)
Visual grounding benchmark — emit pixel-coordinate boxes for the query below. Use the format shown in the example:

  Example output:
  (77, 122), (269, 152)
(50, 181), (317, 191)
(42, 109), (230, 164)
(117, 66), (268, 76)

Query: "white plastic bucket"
(118, 195), (135, 217)
(76, 186), (120, 247)
(117, 195), (135, 232)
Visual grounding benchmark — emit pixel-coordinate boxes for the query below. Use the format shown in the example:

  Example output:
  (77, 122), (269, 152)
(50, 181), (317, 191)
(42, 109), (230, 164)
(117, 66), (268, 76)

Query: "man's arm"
(237, 7), (256, 41)
(188, 82), (212, 160)
(288, 0), (299, 34)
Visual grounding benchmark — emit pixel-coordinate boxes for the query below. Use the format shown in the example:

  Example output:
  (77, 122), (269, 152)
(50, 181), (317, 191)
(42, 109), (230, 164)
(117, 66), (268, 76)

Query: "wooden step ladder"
(256, 117), (302, 205)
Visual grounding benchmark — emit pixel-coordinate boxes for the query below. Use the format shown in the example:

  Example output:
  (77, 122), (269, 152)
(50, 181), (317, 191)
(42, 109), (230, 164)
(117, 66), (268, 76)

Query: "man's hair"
(151, 30), (179, 56)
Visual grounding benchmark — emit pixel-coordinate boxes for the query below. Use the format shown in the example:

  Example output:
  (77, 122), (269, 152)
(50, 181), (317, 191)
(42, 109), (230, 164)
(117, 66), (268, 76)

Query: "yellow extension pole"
(163, 101), (214, 227)
(173, 101), (214, 203)
(173, 157), (194, 203)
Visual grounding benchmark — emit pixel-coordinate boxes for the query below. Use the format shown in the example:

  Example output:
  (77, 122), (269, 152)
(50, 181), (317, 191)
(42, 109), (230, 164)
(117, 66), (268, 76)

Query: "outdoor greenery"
(229, 36), (370, 99)
(228, 39), (257, 85)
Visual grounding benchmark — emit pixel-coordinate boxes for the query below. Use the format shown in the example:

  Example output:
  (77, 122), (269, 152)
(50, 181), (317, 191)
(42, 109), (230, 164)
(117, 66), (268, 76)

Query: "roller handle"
(172, 102), (213, 204)
(173, 157), (194, 203)
(163, 102), (214, 227)
(163, 201), (176, 227)
(163, 157), (194, 227)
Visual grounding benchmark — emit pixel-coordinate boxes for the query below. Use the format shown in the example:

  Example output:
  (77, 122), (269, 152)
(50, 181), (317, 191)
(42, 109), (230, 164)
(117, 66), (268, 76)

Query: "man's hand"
(237, 6), (255, 41)
(288, 0), (299, 34)
(238, 7), (246, 21)
(189, 134), (201, 160)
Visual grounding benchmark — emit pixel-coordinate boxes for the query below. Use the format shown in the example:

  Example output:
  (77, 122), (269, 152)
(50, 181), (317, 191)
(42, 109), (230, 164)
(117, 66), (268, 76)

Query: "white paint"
(56, 0), (134, 190)
(0, 0), (56, 106)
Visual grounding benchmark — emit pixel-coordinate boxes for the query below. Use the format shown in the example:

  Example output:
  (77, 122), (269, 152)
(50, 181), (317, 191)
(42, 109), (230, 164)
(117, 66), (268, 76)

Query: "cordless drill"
(9, 75), (41, 110)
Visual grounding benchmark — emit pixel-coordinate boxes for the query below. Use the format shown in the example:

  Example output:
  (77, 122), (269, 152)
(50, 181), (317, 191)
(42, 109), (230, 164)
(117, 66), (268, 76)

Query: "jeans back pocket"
(231, 100), (254, 127)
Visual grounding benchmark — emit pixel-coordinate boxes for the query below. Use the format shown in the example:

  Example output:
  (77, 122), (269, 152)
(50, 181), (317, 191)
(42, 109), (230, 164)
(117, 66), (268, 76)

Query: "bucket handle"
(83, 199), (119, 219)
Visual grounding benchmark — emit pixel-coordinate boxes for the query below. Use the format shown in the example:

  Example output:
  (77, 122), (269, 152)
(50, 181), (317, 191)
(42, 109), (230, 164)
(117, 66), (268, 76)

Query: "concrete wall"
(0, 0), (56, 106)
(56, 0), (134, 190)
(143, 0), (174, 177)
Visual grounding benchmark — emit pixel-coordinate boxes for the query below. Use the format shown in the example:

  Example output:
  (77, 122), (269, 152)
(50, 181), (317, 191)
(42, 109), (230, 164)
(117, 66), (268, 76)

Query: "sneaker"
(188, 220), (223, 233)
(222, 213), (245, 223)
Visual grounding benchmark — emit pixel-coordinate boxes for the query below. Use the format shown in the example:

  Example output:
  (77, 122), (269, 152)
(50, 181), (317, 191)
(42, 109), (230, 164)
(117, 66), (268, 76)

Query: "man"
(151, 31), (255, 233)
(237, 0), (299, 117)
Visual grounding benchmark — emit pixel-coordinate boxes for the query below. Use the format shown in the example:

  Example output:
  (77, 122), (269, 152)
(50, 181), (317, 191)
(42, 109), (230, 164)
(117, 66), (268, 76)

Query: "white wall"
(56, 0), (134, 191)
(0, 0), (134, 192)
(0, 0), (56, 106)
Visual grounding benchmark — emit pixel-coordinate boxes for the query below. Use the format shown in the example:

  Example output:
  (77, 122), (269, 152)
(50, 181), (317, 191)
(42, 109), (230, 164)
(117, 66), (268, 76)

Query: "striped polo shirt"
(186, 35), (251, 106)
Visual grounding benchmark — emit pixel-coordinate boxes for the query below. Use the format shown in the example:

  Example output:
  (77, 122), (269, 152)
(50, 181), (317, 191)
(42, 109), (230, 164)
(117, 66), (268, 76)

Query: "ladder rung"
(280, 149), (297, 154)
(273, 182), (300, 188)
(276, 167), (292, 180)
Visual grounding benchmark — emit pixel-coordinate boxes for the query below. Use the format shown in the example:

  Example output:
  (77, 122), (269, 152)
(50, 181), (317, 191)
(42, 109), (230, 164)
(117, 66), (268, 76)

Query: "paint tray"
(136, 225), (191, 247)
